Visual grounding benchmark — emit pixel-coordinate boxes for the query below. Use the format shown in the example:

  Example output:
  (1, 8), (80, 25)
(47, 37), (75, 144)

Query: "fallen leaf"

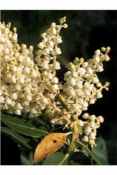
(33, 133), (67, 161)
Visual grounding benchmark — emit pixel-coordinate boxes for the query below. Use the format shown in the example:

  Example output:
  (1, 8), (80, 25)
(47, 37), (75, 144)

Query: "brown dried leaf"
(33, 132), (67, 161)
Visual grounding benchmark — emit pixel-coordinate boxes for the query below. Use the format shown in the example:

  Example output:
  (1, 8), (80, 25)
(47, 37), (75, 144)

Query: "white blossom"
(0, 18), (111, 148)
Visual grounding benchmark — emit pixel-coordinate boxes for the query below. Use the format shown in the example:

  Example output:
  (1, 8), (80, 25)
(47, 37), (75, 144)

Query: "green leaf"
(77, 141), (102, 165)
(20, 152), (33, 165)
(1, 113), (48, 138)
(92, 137), (108, 165)
(1, 126), (31, 149)
(42, 152), (67, 165)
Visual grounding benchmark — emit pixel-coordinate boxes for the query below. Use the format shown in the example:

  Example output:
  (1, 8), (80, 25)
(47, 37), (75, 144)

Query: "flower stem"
(59, 153), (69, 165)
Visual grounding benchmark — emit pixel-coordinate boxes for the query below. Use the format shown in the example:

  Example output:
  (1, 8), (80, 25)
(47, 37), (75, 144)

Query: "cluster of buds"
(0, 19), (67, 116)
(0, 22), (47, 115)
(0, 17), (111, 148)
(35, 17), (68, 102)
(78, 113), (104, 147)
(61, 48), (110, 119)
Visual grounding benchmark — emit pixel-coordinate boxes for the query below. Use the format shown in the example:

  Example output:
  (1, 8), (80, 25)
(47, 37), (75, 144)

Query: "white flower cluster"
(0, 17), (111, 147)
(78, 113), (104, 147)
(35, 17), (68, 102)
(61, 47), (110, 119)
(51, 46), (110, 147)
(0, 18), (67, 116)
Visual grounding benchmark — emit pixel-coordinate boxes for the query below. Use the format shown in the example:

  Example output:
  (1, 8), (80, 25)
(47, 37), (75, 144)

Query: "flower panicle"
(0, 17), (111, 148)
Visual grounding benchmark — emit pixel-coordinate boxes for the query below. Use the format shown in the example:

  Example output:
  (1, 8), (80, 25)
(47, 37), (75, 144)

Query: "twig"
(59, 153), (70, 165)
(59, 122), (78, 165)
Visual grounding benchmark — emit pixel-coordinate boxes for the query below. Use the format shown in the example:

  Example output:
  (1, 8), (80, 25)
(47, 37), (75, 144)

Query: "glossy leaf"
(1, 127), (31, 149)
(92, 137), (108, 165)
(77, 141), (102, 165)
(1, 113), (48, 138)
(42, 152), (67, 165)
(20, 152), (33, 165)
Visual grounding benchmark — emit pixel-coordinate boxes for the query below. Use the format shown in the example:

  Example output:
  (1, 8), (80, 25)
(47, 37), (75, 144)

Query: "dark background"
(1, 10), (117, 165)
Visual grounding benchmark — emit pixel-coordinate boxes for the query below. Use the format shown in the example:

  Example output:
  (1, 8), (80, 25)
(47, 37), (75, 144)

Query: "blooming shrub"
(0, 17), (111, 164)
